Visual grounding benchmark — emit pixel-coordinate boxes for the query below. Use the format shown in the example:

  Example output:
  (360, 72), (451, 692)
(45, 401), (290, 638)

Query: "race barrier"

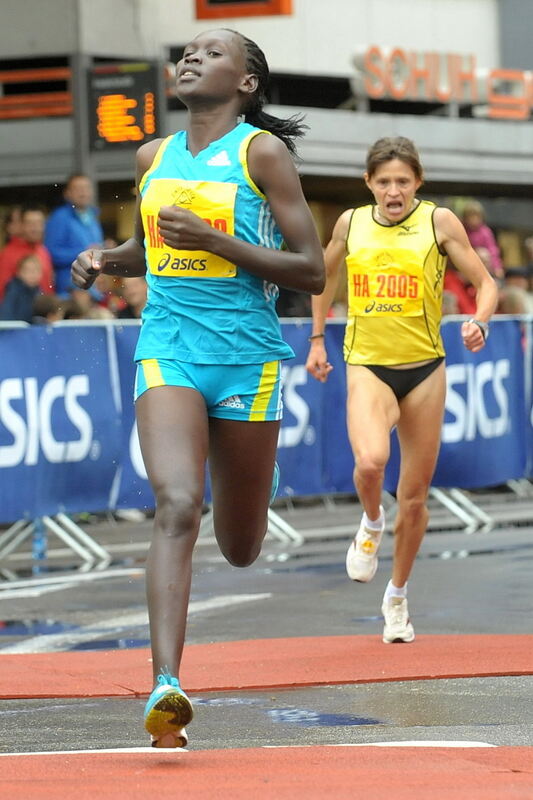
(0, 317), (531, 534)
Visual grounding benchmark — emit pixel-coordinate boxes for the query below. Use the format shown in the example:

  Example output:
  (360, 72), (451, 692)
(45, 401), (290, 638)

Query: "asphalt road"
(1, 493), (533, 753)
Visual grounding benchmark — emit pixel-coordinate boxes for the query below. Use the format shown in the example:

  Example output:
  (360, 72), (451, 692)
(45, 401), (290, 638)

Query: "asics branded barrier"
(0, 318), (529, 524)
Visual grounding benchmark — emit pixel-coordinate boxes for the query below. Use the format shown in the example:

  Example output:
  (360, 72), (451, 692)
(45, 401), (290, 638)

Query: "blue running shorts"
(134, 358), (283, 421)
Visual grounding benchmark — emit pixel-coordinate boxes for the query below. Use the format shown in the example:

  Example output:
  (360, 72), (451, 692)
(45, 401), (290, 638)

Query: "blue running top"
(136, 122), (295, 365)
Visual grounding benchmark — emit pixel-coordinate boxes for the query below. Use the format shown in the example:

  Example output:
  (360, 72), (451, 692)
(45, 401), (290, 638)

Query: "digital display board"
(195, 0), (292, 19)
(88, 62), (158, 150)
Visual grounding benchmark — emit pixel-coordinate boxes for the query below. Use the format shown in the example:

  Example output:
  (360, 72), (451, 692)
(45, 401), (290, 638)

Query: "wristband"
(308, 333), (325, 341)
(468, 319), (489, 340)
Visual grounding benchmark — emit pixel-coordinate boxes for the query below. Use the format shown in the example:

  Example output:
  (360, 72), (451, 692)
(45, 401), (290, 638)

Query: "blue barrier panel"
(0, 326), (121, 522)
(112, 321), (352, 505)
(0, 318), (529, 523)
(276, 322), (324, 497)
(384, 318), (527, 491)
(112, 323), (153, 510)
(113, 321), (336, 505)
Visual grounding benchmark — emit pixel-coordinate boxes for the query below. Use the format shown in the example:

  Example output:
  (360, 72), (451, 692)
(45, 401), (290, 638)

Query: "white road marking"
(0, 568), (145, 591)
(0, 593), (271, 654)
(0, 747), (187, 756)
(0, 741), (496, 757)
(263, 740), (496, 748)
(0, 583), (79, 599)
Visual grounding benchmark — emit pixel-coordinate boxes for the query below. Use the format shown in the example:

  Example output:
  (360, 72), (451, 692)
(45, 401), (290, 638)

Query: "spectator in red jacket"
(0, 205), (55, 300)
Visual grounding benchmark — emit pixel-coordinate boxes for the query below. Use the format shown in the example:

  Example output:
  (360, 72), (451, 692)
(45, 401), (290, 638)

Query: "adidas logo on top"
(207, 150), (232, 167)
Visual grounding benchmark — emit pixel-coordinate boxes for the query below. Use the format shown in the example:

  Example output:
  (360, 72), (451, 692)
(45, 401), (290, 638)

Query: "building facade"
(1, 0), (532, 261)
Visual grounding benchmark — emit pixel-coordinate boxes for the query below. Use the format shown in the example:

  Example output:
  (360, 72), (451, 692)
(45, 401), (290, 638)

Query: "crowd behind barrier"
(0, 317), (531, 525)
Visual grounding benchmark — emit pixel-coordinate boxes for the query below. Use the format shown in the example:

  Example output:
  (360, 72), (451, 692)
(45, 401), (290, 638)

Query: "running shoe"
(144, 669), (194, 748)
(345, 506), (385, 582)
(381, 596), (415, 643)
(270, 461), (280, 504)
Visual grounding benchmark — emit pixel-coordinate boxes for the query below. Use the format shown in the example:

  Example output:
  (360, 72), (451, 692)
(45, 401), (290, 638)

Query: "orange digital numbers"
(96, 94), (143, 143)
(90, 63), (158, 150)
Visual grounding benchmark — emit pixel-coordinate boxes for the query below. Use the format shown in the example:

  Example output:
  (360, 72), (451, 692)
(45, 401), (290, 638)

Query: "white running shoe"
(346, 507), (385, 582)
(382, 596), (415, 643)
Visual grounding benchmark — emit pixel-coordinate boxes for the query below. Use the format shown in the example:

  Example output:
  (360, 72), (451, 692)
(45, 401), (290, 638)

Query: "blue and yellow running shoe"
(270, 461), (280, 504)
(144, 669), (194, 748)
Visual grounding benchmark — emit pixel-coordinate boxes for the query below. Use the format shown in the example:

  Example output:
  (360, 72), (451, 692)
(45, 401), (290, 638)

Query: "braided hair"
(227, 30), (307, 157)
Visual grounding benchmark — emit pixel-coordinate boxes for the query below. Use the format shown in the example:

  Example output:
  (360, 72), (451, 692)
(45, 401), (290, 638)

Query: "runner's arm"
(435, 206), (498, 351)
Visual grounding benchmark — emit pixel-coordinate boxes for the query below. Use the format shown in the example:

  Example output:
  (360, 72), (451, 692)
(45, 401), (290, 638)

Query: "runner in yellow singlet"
(306, 137), (498, 644)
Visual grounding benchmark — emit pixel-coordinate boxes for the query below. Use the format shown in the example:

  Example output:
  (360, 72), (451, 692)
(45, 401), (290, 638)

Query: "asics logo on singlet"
(217, 395), (245, 409)
(157, 254), (207, 271)
(364, 300), (403, 313)
(207, 150), (232, 167)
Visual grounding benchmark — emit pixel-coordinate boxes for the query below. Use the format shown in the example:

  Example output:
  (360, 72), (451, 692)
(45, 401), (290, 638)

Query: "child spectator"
(118, 276), (147, 319)
(461, 201), (504, 279)
(0, 254), (43, 323)
(0, 205), (55, 300)
(32, 293), (65, 324)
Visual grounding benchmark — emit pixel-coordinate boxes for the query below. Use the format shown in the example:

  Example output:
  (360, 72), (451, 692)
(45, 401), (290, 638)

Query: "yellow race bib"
(346, 248), (424, 317)
(141, 178), (238, 278)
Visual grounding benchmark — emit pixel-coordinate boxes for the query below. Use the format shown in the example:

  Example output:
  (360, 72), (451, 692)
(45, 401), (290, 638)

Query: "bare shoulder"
(433, 205), (462, 235)
(331, 208), (354, 240)
(136, 138), (165, 172)
(248, 130), (289, 159)
(248, 132), (294, 176)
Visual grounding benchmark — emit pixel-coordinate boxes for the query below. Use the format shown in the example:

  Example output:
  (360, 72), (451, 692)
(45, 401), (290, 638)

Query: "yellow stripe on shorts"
(249, 361), (278, 421)
(141, 358), (166, 389)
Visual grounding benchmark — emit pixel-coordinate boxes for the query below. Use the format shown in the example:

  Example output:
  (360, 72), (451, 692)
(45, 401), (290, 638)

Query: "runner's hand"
(158, 206), (215, 251)
(71, 249), (105, 289)
(461, 319), (486, 353)
(306, 341), (333, 383)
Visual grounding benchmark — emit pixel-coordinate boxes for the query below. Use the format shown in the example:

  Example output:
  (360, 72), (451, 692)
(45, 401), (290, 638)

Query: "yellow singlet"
(343, 200), (447, 365)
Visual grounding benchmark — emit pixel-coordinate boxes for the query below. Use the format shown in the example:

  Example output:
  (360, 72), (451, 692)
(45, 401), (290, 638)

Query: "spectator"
(461, 200), (503, 279)
(496, 266), (533, 314)
(524, 237), (533, 285)
(443, 264), (477, 314)
(32, 293), (65, 324)
(0, 205), (55, 301)
(44, 174), (105, 296)
(497, 285), (532, 314)
(0, 254), (43, 323)
(441, 289), (460, 316)
(276, 287), (311, 318)
(118, 276), (147, 319)
(1, 205), (23, 245)
(502, 265), (533, 294)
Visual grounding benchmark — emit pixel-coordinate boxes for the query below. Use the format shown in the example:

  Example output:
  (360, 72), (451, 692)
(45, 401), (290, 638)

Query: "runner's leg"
(136, 385), (209, 683)
(208, 418), (281, 566)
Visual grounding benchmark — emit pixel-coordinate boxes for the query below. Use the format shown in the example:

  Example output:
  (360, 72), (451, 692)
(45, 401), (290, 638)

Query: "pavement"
(0, 491), (533, 798)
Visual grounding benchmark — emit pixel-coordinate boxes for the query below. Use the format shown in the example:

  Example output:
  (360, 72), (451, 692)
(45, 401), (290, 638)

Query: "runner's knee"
(218, 531), (264, 568)
(154, 486), (203, 539)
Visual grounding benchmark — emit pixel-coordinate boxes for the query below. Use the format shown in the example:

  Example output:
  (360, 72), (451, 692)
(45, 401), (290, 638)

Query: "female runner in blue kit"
(72, 29), (325, 747)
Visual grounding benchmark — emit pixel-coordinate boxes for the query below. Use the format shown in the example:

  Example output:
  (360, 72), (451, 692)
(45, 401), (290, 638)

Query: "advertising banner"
(384, 318), (527, 490)
(0, 319), (529, 523)
(0, 326), (121, 521)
